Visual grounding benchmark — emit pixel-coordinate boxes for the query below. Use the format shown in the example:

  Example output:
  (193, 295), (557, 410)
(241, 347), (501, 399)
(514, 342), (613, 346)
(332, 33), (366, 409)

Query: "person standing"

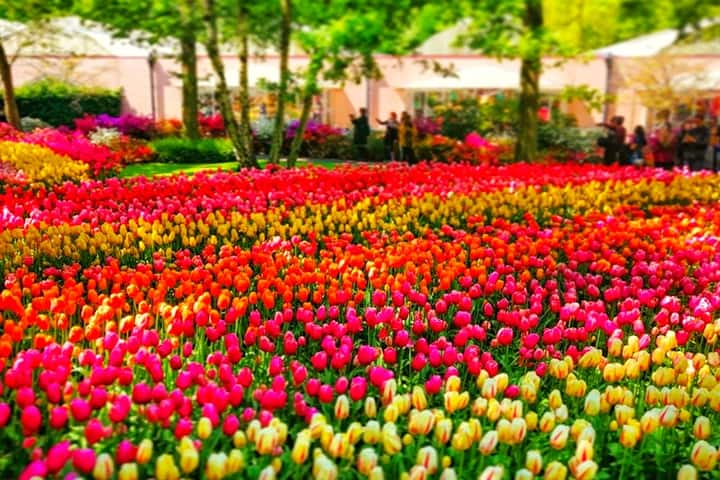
(629, 125), (647, 165)
(680, 115), (710, 171)
(650, 121), (676, 170)
(377, 112), (399, 161)
(598, 116), (626, 165)
(350, 108), (370, 161)
(398, 112), (418, 165)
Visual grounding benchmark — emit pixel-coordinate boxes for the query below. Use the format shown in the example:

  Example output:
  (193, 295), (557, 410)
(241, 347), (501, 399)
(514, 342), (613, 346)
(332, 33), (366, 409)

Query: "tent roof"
(0, 16), (171, 57)
(414, 21), (475, 56)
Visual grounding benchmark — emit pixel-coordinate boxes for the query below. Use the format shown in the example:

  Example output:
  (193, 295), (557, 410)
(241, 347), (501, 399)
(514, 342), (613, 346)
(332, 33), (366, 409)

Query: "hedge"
(151, 138), (236, 164)
(1, 79), (122, 127)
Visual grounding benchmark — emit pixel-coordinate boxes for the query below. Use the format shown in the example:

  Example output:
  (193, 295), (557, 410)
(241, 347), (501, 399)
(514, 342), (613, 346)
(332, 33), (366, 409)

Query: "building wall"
(9, 52), (717, 130)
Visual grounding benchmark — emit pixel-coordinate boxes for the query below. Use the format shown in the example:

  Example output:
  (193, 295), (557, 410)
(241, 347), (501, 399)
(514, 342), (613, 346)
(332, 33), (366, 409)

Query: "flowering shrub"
(22, 128), (121, 178)
(155, 118), (184, 137)
(285, 121), (351, 159)
(75, 113), (156, 139)
(416, 133), (505, 165)
(199, 114), (226, 138)
(0, 140), (88, 186)
(1, 163), (720, 480)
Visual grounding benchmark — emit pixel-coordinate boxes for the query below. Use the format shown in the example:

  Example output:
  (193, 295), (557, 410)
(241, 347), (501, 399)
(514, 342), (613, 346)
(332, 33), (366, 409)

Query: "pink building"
(2, 17), (719, 130)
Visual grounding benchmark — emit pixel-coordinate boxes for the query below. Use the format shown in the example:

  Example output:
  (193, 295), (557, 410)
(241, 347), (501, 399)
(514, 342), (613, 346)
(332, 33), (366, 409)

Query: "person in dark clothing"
(679, 116), (710, 171)
(350, 108), (370, 161)
(629, 125), (647, 165)
(377, 112), (399, 161)
(598, 116), (627, 165)
(650, 121), (675, 170)
(398, 112), (417, 165)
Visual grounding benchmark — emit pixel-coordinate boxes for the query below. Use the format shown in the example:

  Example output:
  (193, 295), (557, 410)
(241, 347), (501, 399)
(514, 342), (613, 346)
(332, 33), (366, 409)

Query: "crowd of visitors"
(599, 113), (720, 171)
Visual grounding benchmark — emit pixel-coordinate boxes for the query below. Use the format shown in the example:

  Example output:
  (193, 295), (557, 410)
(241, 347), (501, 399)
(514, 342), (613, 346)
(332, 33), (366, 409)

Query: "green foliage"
(1, 79), (121, 126)
(150, 137), (235, 164)
(432, 97), (518, 139)
(538, 119), (603, 155)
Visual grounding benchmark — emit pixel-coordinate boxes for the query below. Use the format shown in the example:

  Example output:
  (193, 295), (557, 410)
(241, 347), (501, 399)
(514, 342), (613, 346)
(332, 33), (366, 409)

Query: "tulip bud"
(539, 411), (556, 433)
(619, 424), (640, 448)
(525, 411), (538, 431)
(409, 409), (435, 436)
(358, 448), (379, 475)
(292, 437), (311, 464)
(614, 405), (634, 425)
(575, 460), (598, 480)
(93, 453), (114, 480)
(369, 466), (385, 480)
(479, 466), (503, 480)
(434, 418), (453, 444)
(576, 439), (594, 462)
(313, 453), (338, 480)
(155, 454), (180, 480)
(677, 464), (698, 480)
(549, 424), (569, 449)
(328, 433), (349, 458)
(526, 449), (543, 474)
(227, 449), (244, 474)
(365, 397), (377, 418)
(136, 439), (153, 465)
(478, 430), (498, 455)
(412, 387), (428, 410)
(659, 405), (679, 428)
(692, 416), (711, 440)
(256, 427), (279, 455)
(584, 390), (601, 416)
(364, 420), (381, 444)
(690, 440), (717, 471)
(382, 427), (402, 455)
(640, 409), (660, 434)
(334, 395), (349, 420)
(118, 463), (139, 480)
(180, 448), (199, 474)
(515, 469), (533, 480)
(259, 465), (277, 480)
(197, 416), (213, 440)
(206, 453), (228, 480)
(548, 389), (563, 410)
(416, 446), (438, 474)
(544, 461), (567, 480)
(384, 404), (399, 423)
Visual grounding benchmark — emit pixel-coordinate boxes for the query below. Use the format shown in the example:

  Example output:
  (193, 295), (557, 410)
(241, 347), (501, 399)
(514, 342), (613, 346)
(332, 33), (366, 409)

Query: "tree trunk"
(287, 91), (313, 168)
(514, 0), (543, 163)
(287, 58), (322, 168)
(238, 0), (258, 167)
(180, 32), (200, 139)
(0, 40), (21, 129)
(203, 0), (251, 167)
(268, 0), (292, 164)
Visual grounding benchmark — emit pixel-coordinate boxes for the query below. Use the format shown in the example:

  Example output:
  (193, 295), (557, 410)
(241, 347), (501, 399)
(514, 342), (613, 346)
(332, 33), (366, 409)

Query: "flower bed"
(1, 163), (720, 480)
(0, 141), (89, 187)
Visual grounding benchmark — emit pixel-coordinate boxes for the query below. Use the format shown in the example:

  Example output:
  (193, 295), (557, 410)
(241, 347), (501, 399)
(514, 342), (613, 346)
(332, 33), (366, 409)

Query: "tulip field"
(3, 162), (720, 480)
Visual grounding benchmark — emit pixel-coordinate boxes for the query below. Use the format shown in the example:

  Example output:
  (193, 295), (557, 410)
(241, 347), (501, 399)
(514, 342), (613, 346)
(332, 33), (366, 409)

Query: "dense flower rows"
(1, 162), (720, 480)
(0, 141), (89, 186)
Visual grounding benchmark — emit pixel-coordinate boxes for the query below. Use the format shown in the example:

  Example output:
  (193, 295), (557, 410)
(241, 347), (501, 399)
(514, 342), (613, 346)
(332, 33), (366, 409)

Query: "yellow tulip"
(364, 420), (381, 444)
(659, 405), (679, 428)
(525, 411), (538, 431)
(227, 449), (245, 474)
(614, 405), (634, 425)
(478, 466), (503, 480)
(334, 395), (350, 420)
(197, 416), (213, 440)
(256, 426), (279, 455)
(435, 418), (453, 445)
(690, 440), (717, 471)
(576, 439), (594, 462)
(549, 424), (569, 450)
(540, 411), (556, 433)
(619, 424), (640, 448)
(412, 386), (428, 410)
(258, 465), (277, 480)
(416, 446), (438, 474)
(677, 464), (698, 480)
(365, 397), (378, 418)
(548, 389), (563, 410)
(93, 453), (114, 480)
(692, 416), (711, 440)
(313, 454), (338, 480)
(358, 448), (379, 475)
(544, 461), (567, 480)
(526, 450), (543, 475)
(292, 437), (311, 464)
(206, 453), (228, 480)
(515, 469), (533, 480)
(180, 448), (199, 474)
(327, 433), (349, 458)
(478, 430), (498, 455)
(369, 466), (385, 480)
(574, 460), (598, 480)
(384, 404), (399, 423)
(382, 428), (402, 455)
(118, 463), (138, 480)
(136, 439), (153, 465)
(445, 375), (461, 392)
(155, 454), (180, 480)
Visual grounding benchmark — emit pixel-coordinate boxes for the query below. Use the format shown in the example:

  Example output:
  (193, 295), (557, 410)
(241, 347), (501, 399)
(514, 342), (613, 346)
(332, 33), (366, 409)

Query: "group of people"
(349, 109), (419, 163)
(600, 114), (719, 171)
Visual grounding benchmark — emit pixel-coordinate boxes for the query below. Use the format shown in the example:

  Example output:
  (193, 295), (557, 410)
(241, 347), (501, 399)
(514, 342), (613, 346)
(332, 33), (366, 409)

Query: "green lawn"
(119, 158), (345, 178)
